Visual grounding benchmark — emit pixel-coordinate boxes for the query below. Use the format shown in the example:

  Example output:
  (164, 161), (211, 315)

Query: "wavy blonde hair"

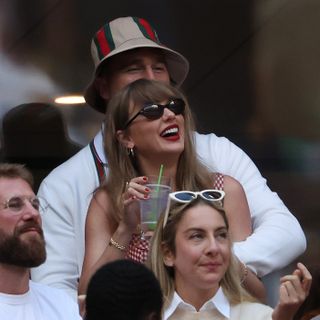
(102, 79), (213, 223)
(149, 198), (255, 309)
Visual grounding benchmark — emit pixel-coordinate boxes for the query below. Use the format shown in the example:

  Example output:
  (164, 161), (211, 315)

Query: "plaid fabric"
(125, 233), (150, 263)
(213, 172), (224, 190)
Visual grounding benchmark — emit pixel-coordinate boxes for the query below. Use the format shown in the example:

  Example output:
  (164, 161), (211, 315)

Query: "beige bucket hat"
(84, 16), (189, 113)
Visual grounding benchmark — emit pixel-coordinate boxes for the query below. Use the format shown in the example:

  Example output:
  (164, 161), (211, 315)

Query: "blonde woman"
(150, 193), (311, 319)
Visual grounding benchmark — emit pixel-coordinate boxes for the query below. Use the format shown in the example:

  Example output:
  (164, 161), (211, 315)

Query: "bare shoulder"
(86, 188), (117, 233)
(86, 188), (114, 226)
(223, 174), (245, 195)
(221, 174), (251, 240)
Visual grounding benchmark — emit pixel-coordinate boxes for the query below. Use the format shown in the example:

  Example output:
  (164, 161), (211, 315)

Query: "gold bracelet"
(109, 237), (127, 251)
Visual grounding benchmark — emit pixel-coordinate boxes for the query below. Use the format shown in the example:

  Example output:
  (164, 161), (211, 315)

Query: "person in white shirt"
(150, 193), (312, 320)
(0, 163), (81, 320)
(31, 16), (306, 301)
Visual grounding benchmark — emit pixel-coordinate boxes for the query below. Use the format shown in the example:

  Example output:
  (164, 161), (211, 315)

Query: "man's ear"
(162, 243), (174, 267)
(95, 76), (111, 100)
(116, 130), (134, 149)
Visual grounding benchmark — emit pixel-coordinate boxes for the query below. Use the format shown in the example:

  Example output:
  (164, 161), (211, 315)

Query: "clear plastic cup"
(139, 176), (171, 231)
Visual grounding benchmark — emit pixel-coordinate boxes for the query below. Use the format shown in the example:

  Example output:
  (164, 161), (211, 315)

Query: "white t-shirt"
(0, 281), (81, 320)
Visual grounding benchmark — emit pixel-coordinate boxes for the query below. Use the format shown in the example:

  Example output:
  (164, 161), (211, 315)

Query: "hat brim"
(84, 38), (189, 113)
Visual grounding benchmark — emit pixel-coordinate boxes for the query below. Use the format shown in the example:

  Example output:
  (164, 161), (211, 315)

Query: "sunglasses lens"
(168, 99), (185, 115)
(202, 190), (223, 200)
(141, 104), (163, 119)
(174, 192), (195, 201)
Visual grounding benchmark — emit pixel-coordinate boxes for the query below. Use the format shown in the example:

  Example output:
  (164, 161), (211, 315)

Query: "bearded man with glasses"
(0, 163), (81, 320)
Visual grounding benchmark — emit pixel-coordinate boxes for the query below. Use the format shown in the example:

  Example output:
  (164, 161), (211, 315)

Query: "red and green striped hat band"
(84, 16), (189, 113)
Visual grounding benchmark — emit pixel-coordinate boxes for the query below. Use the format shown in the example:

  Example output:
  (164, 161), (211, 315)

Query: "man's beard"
(0, 221), (46, 268)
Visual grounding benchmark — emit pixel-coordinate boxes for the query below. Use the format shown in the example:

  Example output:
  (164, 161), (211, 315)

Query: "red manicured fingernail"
(144, 194), (149, 199)
(143, 176), (147, 181)
(131, 196), (136, 200)
(145, 188), (150, 192)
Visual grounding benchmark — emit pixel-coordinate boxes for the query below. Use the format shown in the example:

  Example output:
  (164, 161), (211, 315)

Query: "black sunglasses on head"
(123, 98), (185, 129)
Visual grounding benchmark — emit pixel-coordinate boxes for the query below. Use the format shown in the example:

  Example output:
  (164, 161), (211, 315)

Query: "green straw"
(156, 164), (164, 191)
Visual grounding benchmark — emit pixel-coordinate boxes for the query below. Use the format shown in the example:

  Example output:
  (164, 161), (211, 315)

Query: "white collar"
(164, 287), (230, 320)
(93, 127), (107, 165)
(0, 287), (31, 304)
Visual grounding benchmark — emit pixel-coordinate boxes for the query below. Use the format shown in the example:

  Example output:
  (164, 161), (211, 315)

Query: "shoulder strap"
(213, 172), (224, 190)
(90, 140), (106, 184)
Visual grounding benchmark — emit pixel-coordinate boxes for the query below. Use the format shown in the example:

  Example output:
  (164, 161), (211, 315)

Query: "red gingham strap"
(213, 172), (224, 190)
(125, 233), (150, 263)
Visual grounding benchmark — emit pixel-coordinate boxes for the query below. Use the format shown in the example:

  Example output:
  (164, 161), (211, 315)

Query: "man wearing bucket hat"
(31, 16), (306, 303)
(85, 17), (189, 113)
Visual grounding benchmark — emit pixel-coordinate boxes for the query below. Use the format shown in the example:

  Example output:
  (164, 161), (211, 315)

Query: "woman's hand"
(272, 262), (312, 320)
(121, 176), (150, 232)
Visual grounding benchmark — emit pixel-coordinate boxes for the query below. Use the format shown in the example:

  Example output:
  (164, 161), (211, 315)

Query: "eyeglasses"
(1, 196), (48, 215)
(123, 98), (185, 129)
(163, 189), (225, 228)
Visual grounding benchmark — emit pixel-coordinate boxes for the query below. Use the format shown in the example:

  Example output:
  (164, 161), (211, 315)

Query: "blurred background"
(0, 0), (319, 265)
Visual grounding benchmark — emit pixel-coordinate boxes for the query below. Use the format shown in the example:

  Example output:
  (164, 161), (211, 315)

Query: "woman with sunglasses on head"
(78, 79), (259, 296)
(150, 195), (311, 320)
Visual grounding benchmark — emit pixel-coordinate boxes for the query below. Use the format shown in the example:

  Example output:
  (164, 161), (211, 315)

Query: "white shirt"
(0, 281), (81, 320)
(165, 288), (274, 320)
(164, 288), (230, 319)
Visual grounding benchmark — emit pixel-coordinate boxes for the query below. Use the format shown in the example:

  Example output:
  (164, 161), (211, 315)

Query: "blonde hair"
(149, 198), (255, 308)
(103, 79), (213, 222)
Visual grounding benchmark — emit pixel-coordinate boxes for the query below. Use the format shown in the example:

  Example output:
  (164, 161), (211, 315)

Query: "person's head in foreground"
(85, 259), (163, 320)
(0, 163), (47, 268)
(84, 16), (189, 113)
(150, 193), (312, 320)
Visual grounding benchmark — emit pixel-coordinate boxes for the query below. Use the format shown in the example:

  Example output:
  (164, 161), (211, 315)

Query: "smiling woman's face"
(125, 99), (185, 161)
(163, 203), (231, 300)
